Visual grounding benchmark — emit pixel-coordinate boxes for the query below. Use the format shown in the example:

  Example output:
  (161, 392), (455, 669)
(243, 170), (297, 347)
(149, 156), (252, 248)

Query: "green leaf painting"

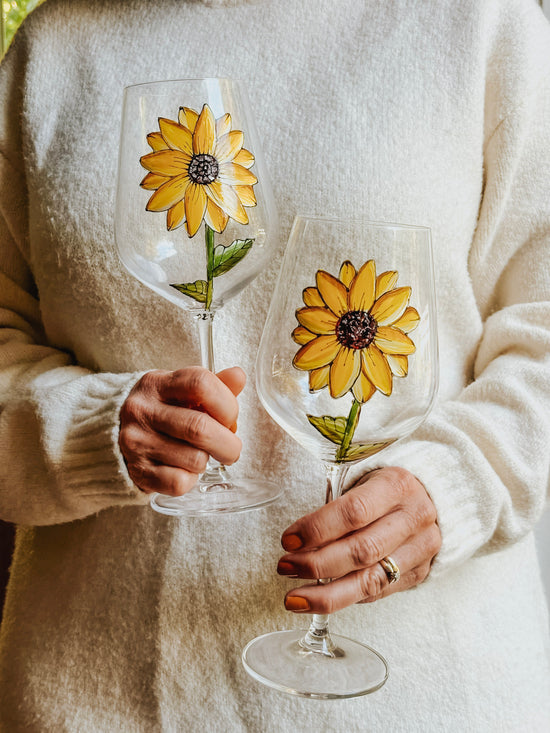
(169, 280), (208, 303)
(306, 413), (391, 462)
(306, 415), (348, 445)
(212, 238), (254, 277)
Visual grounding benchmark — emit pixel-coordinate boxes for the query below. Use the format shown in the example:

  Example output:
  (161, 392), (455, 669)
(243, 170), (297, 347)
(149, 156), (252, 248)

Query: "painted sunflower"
(292, 260), (420, 403)
(140, 104), (257, 237)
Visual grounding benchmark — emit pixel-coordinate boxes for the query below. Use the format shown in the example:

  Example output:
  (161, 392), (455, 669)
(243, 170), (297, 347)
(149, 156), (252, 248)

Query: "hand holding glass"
(242, 216), (439, 698)
(115, 78), (281, 515)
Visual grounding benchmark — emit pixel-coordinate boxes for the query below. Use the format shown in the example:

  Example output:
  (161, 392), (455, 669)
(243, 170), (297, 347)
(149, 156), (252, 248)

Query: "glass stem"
(300, 462), (350, 656)
(195, 309), (216, 372)
(194, 309), (230, 490)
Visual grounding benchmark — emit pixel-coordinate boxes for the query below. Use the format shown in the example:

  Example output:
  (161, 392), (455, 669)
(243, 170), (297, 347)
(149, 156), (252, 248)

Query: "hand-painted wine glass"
(115, 78), (281, 516)
(242, 215), (439, 698)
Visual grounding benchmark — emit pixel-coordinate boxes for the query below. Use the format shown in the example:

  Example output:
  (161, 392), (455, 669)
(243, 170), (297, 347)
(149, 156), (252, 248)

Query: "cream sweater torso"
(0, 1), (550, 730)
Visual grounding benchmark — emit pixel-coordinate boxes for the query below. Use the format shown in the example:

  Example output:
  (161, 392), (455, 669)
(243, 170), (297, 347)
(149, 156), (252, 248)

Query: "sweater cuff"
(345, 435), (487, 580)
(371, 437), (488, 579)
(56, 371), (150, 515)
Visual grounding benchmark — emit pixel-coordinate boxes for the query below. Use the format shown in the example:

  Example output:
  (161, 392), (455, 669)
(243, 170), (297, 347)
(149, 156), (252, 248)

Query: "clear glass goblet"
(242, 215), (439, 698)
(115, 78), (281, 516)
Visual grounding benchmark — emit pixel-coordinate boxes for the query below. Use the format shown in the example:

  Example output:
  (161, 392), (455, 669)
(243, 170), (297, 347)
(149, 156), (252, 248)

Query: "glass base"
(242, 629), (388, 699)
(150, 477), (281, 516)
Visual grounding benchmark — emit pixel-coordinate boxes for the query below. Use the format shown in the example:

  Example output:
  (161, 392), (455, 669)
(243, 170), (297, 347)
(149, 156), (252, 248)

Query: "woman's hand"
(119, 366), (245, 496)
(278, 466), (441, 613)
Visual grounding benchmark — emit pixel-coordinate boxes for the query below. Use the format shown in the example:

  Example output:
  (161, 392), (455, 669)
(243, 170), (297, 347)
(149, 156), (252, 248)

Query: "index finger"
(281, 471), (401, 552)
(159, 367), (240, 429)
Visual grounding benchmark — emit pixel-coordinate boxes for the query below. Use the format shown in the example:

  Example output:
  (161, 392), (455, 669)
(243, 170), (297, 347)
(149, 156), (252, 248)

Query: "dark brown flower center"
(188, 153), (219, 185)
(336, 310), (377, 349)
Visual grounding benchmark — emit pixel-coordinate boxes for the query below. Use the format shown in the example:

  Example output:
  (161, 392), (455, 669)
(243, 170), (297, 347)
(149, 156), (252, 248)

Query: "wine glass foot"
(242, 629), (388, 699)
(150, 478), (282, 516)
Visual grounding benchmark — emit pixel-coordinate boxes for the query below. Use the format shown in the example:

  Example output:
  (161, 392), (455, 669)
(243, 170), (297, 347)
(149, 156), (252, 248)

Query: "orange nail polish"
(230, 422), (238, 433)
(282, 533), (303, 551)
(285, 596), (310, 612)
(277, 560), (297, 576)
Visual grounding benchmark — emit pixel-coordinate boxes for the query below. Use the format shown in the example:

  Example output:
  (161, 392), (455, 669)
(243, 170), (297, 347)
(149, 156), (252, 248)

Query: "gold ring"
(379, 556), (401, 584)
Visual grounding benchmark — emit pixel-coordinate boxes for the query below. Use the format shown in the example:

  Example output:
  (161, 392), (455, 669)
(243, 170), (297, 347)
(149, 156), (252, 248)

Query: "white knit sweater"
(1, 0), (550, 730)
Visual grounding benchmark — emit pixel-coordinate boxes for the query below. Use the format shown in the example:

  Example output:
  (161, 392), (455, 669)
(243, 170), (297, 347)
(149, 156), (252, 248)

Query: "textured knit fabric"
(0, 0), (550, 730)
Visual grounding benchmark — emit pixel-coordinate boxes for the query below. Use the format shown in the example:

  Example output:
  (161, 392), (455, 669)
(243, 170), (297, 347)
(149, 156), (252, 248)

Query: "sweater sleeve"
(378, 2), (550, 577)
(0, 36), (148, 527)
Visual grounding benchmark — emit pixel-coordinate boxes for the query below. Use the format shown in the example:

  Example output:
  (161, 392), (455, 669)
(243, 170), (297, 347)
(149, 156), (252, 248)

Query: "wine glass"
(242, 215), (439, 698)
(115, 78), (281, 516)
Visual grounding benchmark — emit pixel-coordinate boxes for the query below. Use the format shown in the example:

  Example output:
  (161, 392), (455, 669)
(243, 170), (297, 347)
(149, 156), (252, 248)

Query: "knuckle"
(138, 369), (163, 393)
(121, 382), (159, 431)
(298, 555), (323, 580)
(339, 490), (371, 530)
(386, 466), (413, 500)
(425, 525), (442, 557)
(357, 567), (386, 600)
(409, 563), (430, 587)
(118, 424), (137, 457)
(185, 411), (209, 444)
(164, 471), (198, 497)
(127, 460), (153, 490)
(304, 514), (326, 548)
(313, 593), (336, 615)
(350, 533), (384, 569)
(406, 499), (436, 532)
(186, 449), (209, 474)
(120, 393), (142, 425)
(186, 367), (213, 400)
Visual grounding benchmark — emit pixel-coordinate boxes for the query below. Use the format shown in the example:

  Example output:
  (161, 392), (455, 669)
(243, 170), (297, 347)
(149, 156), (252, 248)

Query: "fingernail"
(230, 422), (238, 433)
(285, 596), (310, 612)
(282, 533), (303, 551)
(277, 560), (297, 576)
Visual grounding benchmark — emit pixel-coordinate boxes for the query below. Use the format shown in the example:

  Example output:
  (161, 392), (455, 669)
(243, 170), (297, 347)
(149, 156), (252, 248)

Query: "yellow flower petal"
(140, 150), (191, 177)
(352, 370), (376, 403)
(316, 270), (348, 317)
(233, 148), (255, 169)
(146, 174), (190, 212)
(193, 104), (216, 156)
(392, 306), (420, 333)
(296, 307), (338, 334)
(216, 113), (232, 138)
(167, 200), (186, 230)
(158, 118), (194, 155)
(293, 335), (341, 370)
(140, 172), (170, 190)
(374, 326), (416, 355)
(329, 347), (361, 399)
(215, 131), (244, 164)
(178, 107), (198, 132)
(184, 182), (207, 237)
(234, 185), (256, 207)
(386, 354), (409, 377)
(302, 287), (324, 307)
(206, 180), (248, 224)
(349, 260), (376, 311)
(218, 162), (257, 186)
(375, 270), (399, 298)
(361, 345), (393, 395)
(370, 287), (411, 326)
(339, 261), (356, 288)
(309, 365), (330, 392)
(204, 198), (229, 233)
(147, 131), (169, 151)
(292, 326), (317, 345)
